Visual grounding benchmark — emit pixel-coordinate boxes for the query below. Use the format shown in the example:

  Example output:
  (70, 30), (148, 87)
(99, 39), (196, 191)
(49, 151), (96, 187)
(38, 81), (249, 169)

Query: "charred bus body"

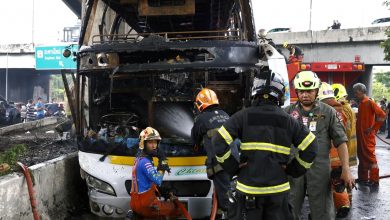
(74, 0), (263, 218)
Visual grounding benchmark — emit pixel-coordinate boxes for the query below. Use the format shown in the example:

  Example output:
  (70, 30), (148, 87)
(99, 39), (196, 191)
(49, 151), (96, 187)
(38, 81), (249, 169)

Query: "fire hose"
(173, 199), (192, 220)
(358, 134), (390, 180)
(210, 188), (218, 220)
(374, 134), (390, 179)
(375, 134), (390, 145)
(17, 162), (40, 220)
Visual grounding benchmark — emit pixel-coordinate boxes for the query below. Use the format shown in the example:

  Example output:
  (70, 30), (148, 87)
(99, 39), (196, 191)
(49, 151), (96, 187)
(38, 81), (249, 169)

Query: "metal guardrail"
(92, 29), (242, 44)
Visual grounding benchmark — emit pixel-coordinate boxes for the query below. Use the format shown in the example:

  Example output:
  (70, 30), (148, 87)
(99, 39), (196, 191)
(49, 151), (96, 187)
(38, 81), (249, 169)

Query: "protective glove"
(157, 159), (171, 174)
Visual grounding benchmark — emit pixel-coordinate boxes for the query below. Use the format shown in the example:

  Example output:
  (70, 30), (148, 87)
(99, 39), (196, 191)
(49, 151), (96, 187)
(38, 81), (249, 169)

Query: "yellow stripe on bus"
(109, 156), (207, 166)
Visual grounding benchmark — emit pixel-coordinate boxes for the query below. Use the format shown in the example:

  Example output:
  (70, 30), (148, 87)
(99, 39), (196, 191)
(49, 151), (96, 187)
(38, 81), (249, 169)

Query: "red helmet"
(195, 88), (219, 112)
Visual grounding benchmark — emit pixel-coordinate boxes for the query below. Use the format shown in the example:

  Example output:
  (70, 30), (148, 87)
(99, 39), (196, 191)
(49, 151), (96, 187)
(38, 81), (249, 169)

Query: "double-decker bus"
(71, 0), (287, 218)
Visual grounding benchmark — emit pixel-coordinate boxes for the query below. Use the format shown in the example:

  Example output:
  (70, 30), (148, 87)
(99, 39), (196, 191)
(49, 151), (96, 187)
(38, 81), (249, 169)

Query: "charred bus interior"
(75, 0), (259, 155)
(82, 68), (253, 156)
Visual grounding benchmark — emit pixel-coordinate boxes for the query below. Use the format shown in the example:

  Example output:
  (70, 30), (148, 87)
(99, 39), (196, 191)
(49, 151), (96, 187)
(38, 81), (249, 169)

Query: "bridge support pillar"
(360, 65), (373, 97)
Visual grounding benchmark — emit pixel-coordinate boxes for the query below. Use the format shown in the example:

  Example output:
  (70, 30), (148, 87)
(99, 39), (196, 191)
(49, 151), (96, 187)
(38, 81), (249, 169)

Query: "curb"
(0, 117), (62, 136)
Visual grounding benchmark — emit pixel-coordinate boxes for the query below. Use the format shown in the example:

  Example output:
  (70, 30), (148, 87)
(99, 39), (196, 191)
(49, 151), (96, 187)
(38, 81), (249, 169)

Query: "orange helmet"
(139, 127), (161, 150)
(195, 88), (219, 112)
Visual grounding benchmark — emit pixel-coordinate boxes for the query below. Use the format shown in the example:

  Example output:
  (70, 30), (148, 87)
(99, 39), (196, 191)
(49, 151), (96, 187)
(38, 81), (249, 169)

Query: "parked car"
(267, 27), (291, 33)
(371, 17), (390, 26)
(0, 96), (21, 125)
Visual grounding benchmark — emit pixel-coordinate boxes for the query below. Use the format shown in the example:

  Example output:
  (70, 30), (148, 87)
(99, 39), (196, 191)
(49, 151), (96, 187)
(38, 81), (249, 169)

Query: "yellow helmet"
(293, 71), (321, 90)
(195, 88), (219, 112)
(139, 127), (161, 150)
(332, 83), (348, 101)
(283, 41), (289, 48)
(318, 82), (334, 101)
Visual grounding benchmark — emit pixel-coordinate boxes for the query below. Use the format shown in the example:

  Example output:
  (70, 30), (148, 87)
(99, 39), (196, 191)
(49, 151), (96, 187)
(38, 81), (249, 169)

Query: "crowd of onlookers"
(22, 97), (65, 122)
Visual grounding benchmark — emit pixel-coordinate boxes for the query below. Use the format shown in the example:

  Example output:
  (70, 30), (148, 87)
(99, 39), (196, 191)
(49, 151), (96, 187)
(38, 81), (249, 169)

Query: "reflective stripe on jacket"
(213, 103), (317, 195)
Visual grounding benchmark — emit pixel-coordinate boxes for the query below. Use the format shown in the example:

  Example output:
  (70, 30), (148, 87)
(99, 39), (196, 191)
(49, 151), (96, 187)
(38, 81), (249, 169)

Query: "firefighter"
(353, 83), (386, 186)
(318, 82), (350, 218)
(212, 71), (318, 220)
(332, 83), (358, 166)
(285, 71), (354, 220)
(129, 127), (188, 219)
(191, 88), (231, 218)
(283, 42), (303, 63)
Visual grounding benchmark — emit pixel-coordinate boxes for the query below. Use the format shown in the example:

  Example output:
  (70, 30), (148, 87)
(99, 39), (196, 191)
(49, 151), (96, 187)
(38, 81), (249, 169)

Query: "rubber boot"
(357, 167), (369, 183)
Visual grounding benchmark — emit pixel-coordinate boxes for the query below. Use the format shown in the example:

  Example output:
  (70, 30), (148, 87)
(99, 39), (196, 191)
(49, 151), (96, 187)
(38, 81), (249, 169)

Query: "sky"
(252, 0), (389, 32)
(0, 0), (388, 44)
(0, 0), (78, 44)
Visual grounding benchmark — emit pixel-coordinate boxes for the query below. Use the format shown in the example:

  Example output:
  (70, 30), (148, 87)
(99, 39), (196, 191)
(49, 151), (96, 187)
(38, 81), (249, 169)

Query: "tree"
(50, 75), (65, 102)
(372, 72), (390, 101)
(372, 81), (390, 102)
(373, 71), (390, 87)
(381, 1), (390, 61)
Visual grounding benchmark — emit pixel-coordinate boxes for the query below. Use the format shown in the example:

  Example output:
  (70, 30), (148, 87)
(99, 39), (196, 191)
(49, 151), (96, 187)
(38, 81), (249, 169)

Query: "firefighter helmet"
(293, 71), (321, 90)
(283, 41), (289, 48)
(318, 82), (335, 101)
(251, 71), (286, 106)
(195, 88), (219, 112)
(139, 127), (161, 150)
(332, 83), (348, 101)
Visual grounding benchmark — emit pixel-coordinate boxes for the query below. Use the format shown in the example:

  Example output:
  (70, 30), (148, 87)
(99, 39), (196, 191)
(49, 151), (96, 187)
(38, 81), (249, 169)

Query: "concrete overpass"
(267, 26), (389, 65)
(268, 26), (390, 94)
(0, 44), (57, 103)
(0, 0), (82, 103)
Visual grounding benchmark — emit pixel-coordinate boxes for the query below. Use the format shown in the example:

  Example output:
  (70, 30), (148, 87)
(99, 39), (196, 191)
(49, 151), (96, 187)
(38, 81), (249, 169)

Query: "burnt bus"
(73, 0), (268, 218)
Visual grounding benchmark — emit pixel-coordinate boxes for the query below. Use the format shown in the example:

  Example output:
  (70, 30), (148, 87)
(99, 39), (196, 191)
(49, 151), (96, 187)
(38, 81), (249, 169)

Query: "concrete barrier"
(0, 152), (86, 220)
(0, 117), (62, 136)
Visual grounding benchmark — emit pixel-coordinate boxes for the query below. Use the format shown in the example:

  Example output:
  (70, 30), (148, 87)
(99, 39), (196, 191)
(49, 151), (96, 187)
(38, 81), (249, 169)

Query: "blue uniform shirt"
(35, 102), (45, 118)
(136, 157), (164, 193)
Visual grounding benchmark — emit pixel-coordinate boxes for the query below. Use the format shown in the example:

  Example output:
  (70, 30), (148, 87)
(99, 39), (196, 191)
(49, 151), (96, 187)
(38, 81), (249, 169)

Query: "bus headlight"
(102, 205), (114, 215)
(86, 174), (116, 196)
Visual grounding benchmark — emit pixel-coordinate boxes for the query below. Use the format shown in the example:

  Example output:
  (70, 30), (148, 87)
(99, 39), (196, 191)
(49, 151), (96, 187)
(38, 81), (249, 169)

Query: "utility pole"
(32, 0), (35, 44)
(5, 52), (8, 101)
(309, 0), (313, 31)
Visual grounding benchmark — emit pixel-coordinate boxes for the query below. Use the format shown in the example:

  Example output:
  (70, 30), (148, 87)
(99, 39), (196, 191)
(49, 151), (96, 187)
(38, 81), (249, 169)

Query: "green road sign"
(35, 45), (78, 70)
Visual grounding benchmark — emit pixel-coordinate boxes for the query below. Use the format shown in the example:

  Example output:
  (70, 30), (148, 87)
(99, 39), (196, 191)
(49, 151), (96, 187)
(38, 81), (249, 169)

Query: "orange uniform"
(323, 98), (351, 215)
(356, 96), (386, 183)
(130, 159), (184, 219)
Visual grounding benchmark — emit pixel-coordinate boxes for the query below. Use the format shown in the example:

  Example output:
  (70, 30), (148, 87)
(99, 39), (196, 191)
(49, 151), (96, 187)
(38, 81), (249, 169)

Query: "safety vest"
(130, 158), (160, 213)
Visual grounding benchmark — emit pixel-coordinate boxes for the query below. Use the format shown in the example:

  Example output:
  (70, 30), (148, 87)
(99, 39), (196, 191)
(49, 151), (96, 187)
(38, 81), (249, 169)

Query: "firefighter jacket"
(321, 98), (347, 168)
(212, 103), (318, 196)
(340, 100), (357, 166)
(191, 106), (229, 167)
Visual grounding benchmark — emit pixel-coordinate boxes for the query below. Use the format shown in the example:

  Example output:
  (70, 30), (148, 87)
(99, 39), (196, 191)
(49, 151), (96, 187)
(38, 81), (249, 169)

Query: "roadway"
(348, 133), (390, 220)
(300, 133), (390, 220)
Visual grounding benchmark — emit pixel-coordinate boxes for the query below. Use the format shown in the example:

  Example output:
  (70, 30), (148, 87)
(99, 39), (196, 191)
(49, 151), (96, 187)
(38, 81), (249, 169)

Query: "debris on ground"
(0, 119), (77, 176)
